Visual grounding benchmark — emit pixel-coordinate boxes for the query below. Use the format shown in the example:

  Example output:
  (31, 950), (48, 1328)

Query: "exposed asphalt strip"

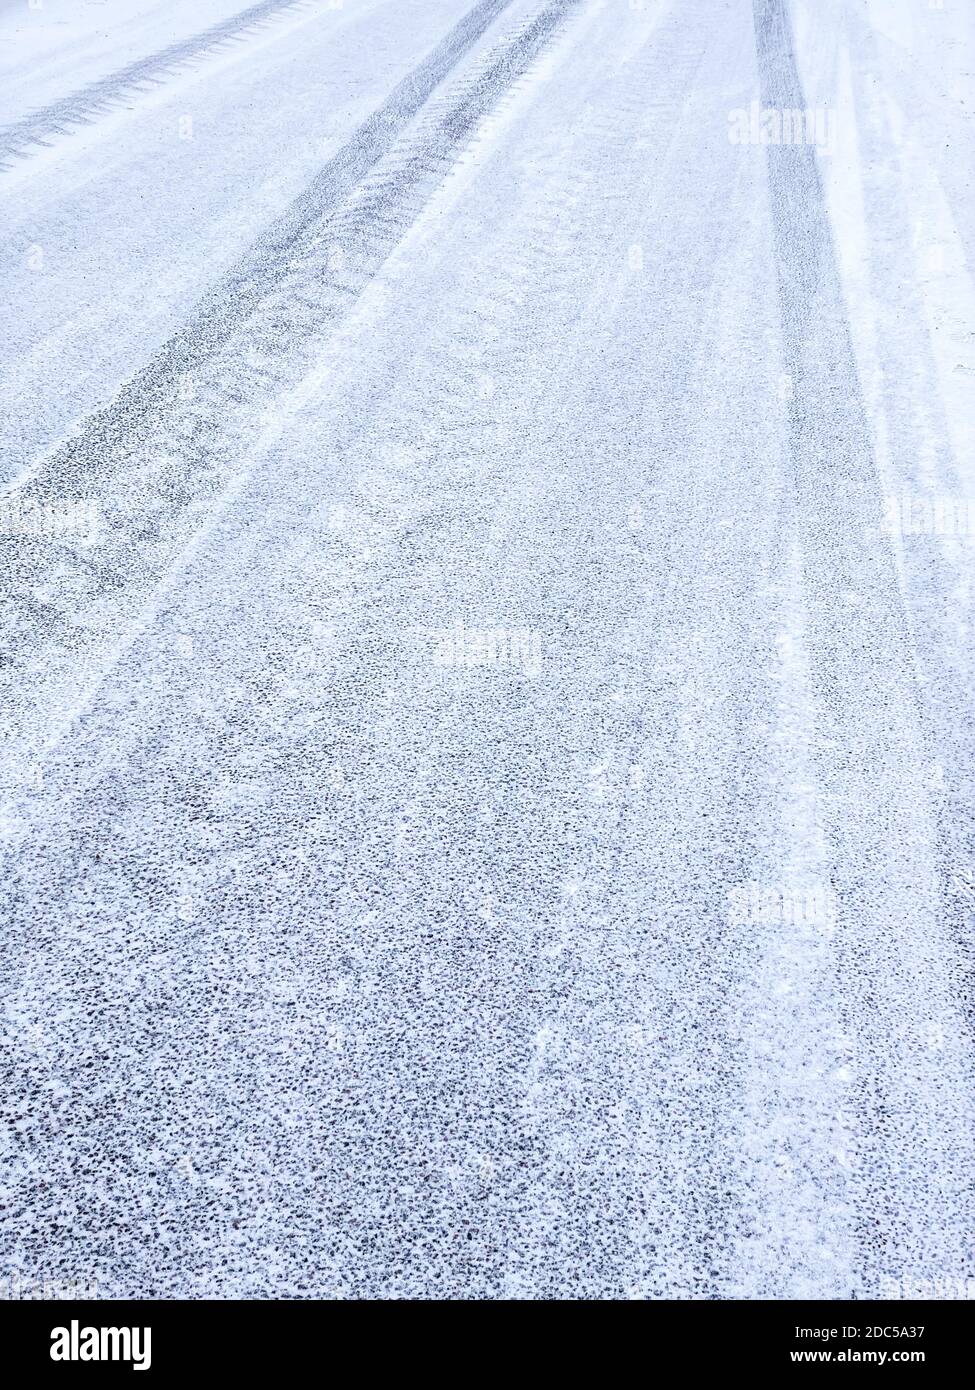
(753, 0), (975, 1292)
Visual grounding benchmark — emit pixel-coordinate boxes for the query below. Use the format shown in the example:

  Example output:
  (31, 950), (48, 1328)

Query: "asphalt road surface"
(2, 0), (974, 1299)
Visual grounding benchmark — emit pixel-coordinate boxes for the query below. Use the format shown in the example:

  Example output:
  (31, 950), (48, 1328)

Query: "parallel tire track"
(0, 0), (583, 793)
(0, 0), (312, 168)
(753, 0), (975, 1294)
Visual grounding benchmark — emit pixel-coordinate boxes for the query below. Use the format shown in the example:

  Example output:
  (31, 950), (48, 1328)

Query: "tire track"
(0, 0), (582, 799)
(753, 0), (975, 1295)
(0, 0), (312, 168)
(836, 0), (975, 1027)
(0, 0), (784, 1296)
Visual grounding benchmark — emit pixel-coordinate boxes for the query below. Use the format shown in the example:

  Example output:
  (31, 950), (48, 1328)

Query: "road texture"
(1, 0), (974, 1299)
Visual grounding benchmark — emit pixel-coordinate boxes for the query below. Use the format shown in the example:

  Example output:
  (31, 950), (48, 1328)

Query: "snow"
(1, 0), (973, 1299)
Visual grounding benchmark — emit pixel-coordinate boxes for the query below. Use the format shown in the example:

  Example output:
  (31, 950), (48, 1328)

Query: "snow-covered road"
(2, 0), (974, 1299)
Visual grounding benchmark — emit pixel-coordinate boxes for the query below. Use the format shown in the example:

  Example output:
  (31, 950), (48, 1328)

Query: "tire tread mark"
(0, 0), (313, 167)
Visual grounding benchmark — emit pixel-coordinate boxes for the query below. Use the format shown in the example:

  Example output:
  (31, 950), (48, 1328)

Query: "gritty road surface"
(2, 0), (974, 1299)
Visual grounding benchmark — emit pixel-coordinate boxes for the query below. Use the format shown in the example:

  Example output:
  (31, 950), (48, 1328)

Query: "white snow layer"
(1, 0), (974, 1300)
